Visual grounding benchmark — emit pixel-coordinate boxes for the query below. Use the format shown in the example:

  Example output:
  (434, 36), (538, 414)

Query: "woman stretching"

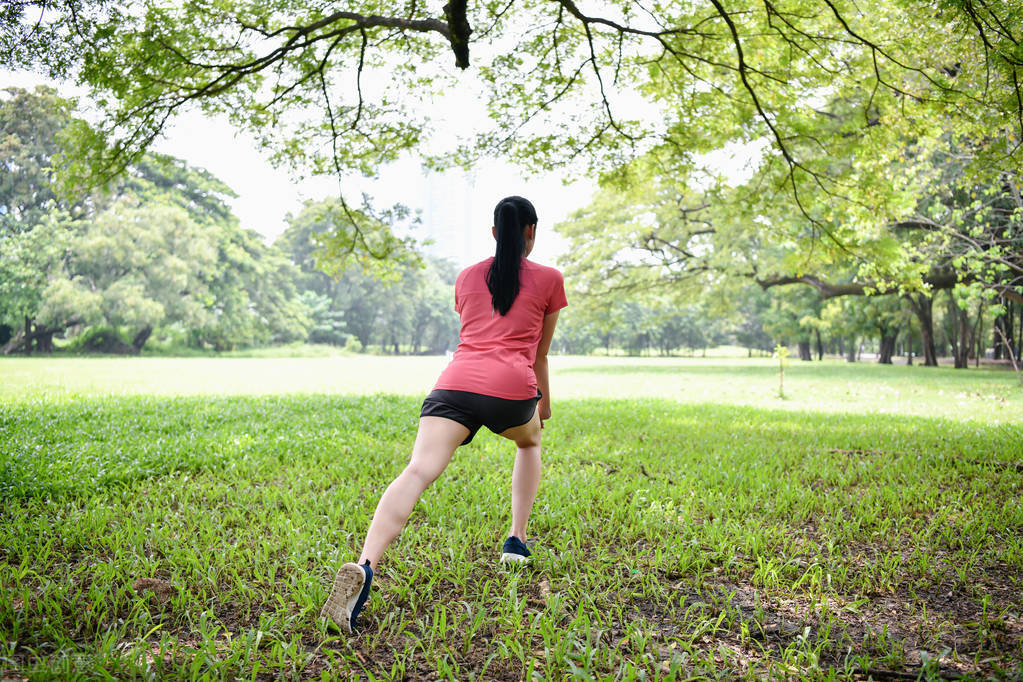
(321, 195), (567, 633)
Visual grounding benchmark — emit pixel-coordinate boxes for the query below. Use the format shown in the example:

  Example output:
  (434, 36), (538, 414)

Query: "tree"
(299, 291), (347, 346)
(276, 199), (458, 353)
(731, 287), (774, 357)
(554, 311), (602, 355)
(193, 222), (311, 351)
(0, 87), (314, 353)
(760, 287), (822, 361)
(0, 87), (83, 351)
(554, 111), (1023, 367)
(43, 199), (218, 350)
(5, 0), (1021, 271)
(0, 86), (82, 232)
(0, 214), (75, 353)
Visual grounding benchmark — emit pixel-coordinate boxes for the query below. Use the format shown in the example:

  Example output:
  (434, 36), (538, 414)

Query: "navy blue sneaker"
(320, 559), (373, 633)
(500, 536), (532, 564)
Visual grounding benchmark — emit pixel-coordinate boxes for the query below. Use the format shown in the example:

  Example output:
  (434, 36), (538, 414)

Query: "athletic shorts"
(420, 389), (541, 445)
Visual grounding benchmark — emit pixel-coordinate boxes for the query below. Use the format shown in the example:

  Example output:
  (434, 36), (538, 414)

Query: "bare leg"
(357, 417), (469, 570)
(499, 409), (542, 540)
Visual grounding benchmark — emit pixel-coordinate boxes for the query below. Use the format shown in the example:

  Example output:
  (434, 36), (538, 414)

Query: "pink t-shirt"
(434, 257), (568, 400)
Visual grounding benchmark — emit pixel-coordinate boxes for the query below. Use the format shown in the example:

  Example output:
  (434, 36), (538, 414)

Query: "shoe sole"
(320, 563), (365, 633)
(500, 552), (531, 564)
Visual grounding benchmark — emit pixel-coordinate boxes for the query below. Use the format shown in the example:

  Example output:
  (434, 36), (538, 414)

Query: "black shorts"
(420, 389), (541, 445)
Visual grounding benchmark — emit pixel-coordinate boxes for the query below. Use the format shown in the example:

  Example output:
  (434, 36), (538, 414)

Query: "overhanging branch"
(756, 270), (961, 298)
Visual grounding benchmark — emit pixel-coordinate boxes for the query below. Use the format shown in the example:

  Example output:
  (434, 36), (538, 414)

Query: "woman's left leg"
(356, 416), (469, 570)
(499, 409), (543, 541)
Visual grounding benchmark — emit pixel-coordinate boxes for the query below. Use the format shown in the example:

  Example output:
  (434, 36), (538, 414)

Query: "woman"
(320, 195), (567, 634)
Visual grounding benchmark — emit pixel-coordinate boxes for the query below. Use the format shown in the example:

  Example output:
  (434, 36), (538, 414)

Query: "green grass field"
(2, 356), (1021, 680)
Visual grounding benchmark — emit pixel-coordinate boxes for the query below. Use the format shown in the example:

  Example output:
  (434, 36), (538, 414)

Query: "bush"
(343, 336), (363, 354)
(67, 327), (137, 354)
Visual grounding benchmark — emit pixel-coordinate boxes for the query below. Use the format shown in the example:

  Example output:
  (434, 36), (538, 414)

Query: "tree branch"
(756, 270), (961, 298)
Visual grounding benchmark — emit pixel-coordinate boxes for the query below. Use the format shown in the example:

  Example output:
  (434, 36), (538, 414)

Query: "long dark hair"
(487, 196), (537, 315)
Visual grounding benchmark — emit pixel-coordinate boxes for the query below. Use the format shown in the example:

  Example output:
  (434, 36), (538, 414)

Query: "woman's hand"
(538, 399), (552, 425)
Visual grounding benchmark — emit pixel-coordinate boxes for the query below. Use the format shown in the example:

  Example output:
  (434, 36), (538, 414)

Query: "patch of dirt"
(132, 577), (178, 605)
(629, 569), (1023, 680)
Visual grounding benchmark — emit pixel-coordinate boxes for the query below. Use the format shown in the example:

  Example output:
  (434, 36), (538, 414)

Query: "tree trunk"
(906, 315), (913, 365)
(1017, 300), (1023, 359)
(838, 336), (844, 357)
(907, 294), (938, 366)
(993, 309), (1006, 360)
(3, 318), (80, 355)
(797, 341), (812, 361)
(133, 326), (153, 353)
(952, 305), (970, 369)
(815, 329), (823, 360)
(973, 299), (984, 367)
(845, 337), (857, 363)
(36, 330), (54, 353)
(878, 334), (896, 364)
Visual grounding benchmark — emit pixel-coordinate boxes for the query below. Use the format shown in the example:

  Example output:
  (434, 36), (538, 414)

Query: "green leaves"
(276, 200), (459, 354)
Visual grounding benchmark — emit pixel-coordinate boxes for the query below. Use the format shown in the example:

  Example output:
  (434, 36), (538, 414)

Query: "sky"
(2, 69), (593, 268)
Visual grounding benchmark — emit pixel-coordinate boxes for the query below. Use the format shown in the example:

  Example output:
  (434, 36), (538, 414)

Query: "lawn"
(1, 356), (1021, 680)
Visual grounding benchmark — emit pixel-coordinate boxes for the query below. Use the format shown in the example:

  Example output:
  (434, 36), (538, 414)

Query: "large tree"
(0, 86), (85, 351)
(276, 198), (459, 353)
(3, 0), (1021, 267)
(554, 113), (1023, 366)
(0, 87), (313, 353)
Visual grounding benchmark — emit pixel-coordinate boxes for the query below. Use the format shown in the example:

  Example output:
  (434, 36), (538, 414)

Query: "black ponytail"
(487, 196), (537, 315)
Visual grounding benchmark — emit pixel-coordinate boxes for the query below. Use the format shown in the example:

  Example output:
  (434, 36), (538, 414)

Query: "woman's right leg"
(499, 409), (543, 541)
(356, 416), (469, 571)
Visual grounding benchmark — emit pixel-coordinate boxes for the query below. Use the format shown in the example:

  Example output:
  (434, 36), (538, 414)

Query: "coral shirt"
(434, 257), (568, 400)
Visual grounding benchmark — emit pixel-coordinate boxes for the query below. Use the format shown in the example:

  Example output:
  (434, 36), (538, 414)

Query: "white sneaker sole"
(320, 563), (365, 634)
(500, 552), (531, 564)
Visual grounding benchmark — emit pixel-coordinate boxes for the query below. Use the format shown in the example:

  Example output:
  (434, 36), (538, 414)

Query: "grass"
(2, 355), (1020, 423)
(1, 357), (1022, 680)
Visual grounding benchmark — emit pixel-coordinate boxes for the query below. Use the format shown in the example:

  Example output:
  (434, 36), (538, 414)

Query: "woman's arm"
(534, 311), (560, 425)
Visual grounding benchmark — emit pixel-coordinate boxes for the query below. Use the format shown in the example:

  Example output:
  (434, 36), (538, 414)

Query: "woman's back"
(434, 257), (566, 400)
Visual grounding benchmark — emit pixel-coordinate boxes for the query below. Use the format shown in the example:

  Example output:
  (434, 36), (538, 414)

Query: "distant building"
(420, 168), (477, 266)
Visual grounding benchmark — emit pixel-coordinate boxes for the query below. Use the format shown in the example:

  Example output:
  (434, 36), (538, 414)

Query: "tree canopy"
(4, 0), (1021, 269)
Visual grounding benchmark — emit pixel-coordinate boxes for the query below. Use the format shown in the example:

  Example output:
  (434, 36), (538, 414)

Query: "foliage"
(299, 291), (348, 346)
(0, 212), (73, 331)
(0, 87), (317, 352)
(0, 87), (82, 231)
(277, 199), (459, 354)
(761, 287), (820, 346)
(5, 0), (1022, 271)
(554, 121), (1022, 366)
(192, 221), (310, 351)
(64, 325), (134, 354)
(48, 198), (217, 332)
(732, 287), (775, 356)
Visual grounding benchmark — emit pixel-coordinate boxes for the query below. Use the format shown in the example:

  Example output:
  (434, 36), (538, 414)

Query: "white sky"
(2, 69), (591, 268)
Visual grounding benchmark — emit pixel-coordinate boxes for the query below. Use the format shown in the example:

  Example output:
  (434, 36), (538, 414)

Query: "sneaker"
(320, 560), (373, 633)
(500, 536), (532, 564)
